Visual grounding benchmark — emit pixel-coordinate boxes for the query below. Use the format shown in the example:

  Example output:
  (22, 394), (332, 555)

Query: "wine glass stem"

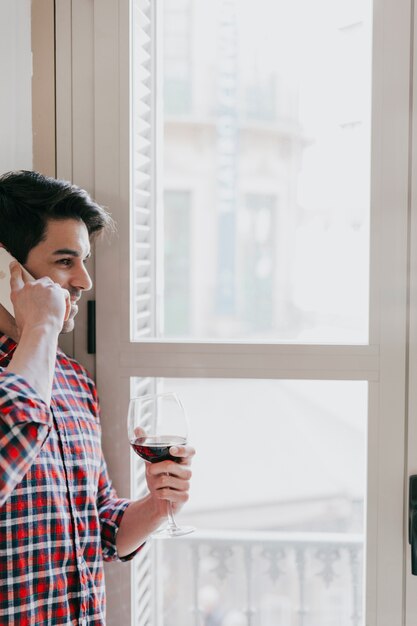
(166, 500), (179, 531)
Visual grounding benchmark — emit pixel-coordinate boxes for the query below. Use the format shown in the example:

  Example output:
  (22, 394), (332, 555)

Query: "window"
(129, 0), (373, 623)
(134, 0), (371, 344)
(129, 376), (367, 625)
(76, 0), (414, 623)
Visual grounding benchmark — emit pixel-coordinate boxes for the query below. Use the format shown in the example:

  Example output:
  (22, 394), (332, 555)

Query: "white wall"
(0, 0), (32, 173)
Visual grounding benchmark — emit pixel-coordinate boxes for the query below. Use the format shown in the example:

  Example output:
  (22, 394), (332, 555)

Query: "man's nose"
(71, 263), (93, 292)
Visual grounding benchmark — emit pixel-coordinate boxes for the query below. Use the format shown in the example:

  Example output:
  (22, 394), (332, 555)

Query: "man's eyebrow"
(52, 248), (91, 258)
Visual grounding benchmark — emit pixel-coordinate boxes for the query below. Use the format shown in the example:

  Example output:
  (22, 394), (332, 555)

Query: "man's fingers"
(10, 267), (71, 323)
(169, 444), (195, 464)
(148, 461), (192, 480)
(9, 261), (25, 291)
(62, 288), (71, 322)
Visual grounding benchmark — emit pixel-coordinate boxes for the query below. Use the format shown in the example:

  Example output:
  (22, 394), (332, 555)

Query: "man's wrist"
(19, 320), (61, 342)
(143, 493), (167, 525)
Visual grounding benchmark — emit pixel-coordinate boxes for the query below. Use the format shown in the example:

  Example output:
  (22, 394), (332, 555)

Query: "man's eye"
(58, 258), (72, 266)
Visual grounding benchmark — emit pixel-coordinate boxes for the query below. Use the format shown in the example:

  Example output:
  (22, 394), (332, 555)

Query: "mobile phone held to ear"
(0, 248), (34, 316)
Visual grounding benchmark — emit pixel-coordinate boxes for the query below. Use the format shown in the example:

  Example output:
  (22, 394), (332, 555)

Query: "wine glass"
(127, 392), (194, 537)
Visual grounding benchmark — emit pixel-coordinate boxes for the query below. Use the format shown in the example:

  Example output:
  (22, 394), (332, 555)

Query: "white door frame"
(406, 2), (417, 623)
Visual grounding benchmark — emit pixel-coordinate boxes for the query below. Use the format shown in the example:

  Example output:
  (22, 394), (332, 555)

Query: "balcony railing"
(153, 530), (364, 626)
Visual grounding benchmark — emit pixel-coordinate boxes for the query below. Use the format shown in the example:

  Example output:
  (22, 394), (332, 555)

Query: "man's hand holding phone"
(0, 248), (70, 337)
(10, 263), (71, 337)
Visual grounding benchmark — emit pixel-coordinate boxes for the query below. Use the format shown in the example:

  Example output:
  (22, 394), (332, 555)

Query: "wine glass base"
(152, 525), (195, 538)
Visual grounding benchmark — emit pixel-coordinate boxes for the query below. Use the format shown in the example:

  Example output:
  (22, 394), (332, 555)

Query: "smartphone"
(0, 248), (34, 316)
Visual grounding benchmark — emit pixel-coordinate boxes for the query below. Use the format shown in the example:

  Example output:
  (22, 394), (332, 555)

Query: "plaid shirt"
(0, 334), (137, 625)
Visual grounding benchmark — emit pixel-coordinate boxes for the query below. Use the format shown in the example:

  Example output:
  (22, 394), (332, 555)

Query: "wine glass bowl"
(128, 392), (194, 537)
(130, 435), (185, 464)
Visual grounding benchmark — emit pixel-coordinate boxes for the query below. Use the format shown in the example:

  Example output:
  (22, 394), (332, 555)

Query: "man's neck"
(0, 307), (19, 342)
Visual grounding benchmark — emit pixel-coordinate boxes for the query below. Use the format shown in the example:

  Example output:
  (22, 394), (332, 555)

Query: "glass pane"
(153, 0), (372, 342)
(0, 0), (32, 173)
(132, 377), (367, 625)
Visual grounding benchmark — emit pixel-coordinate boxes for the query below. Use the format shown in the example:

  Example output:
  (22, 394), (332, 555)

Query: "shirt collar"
(0, 334), (17, 367)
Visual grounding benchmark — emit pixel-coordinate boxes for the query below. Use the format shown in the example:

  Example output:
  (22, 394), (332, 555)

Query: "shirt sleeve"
(75, 360), (143, 563)
(96, 450), (143, 562)
(0, 369), (52, 507)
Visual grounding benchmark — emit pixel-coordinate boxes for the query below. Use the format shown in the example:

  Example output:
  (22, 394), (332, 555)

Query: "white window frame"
(54, 0), (417, 624)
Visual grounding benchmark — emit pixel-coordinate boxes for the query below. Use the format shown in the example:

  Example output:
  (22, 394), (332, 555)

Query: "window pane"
(164, 190), (192, 335)
(144, 0), (372, 342)
(131, 377), (367, 624)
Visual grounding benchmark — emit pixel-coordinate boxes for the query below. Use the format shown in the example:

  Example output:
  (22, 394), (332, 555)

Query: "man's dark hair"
(0, 170), (115, 263)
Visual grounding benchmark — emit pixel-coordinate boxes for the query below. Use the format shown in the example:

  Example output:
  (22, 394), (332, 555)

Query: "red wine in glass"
(131, 435), (186, 463)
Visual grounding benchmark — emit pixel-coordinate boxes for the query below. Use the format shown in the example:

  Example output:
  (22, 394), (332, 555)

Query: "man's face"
(25, 218), (92, 333)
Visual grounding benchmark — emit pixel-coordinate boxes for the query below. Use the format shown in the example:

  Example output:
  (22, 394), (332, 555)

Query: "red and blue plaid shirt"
(0, 334), (136, 625)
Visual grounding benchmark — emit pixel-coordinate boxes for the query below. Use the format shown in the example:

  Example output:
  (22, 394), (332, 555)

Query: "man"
(0, 170), (194, 625)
